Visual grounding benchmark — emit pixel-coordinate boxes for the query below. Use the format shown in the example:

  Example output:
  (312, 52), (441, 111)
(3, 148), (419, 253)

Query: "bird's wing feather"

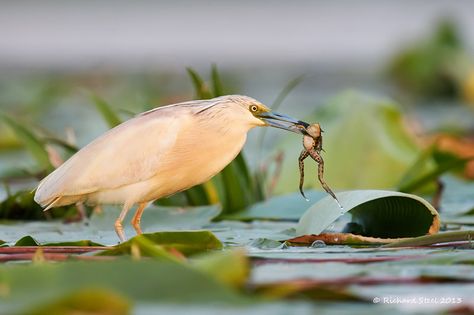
(35, 107), (191, 203)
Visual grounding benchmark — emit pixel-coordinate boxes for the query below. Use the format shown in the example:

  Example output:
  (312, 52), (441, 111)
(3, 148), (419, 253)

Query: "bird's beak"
(258, 111), (309, 134)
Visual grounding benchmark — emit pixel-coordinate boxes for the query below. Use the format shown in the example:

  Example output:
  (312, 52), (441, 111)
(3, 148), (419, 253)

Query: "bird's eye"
(250, 105), (259, 112)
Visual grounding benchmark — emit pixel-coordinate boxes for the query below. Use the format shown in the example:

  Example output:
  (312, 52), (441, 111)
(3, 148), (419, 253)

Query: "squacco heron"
(34, 95), (307, 241)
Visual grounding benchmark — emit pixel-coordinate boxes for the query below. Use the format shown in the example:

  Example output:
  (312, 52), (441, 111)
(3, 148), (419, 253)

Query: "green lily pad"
(0, 259), (247, 314)
(98, 230), (222, 257)
(192, 249), (249, 289)
(13, 235), (104, 247)
(96, 234), (183, 261)
(224, 191), (326, 221)
(24, 288), (131, 315)
(42, 240), (105, 247)
(296, 190), (439, 238)
(14, 235), (40, 246)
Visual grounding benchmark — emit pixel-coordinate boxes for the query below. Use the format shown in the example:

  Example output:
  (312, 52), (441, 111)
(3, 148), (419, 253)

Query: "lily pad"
(98, 230), (222, 257)
(192, 249), (249, 288)
(90, 204), (221, 232)
(13, 235), (104, 247)
(296, 190), (439, 238)
(0, 259), (247, 314)
(14, 235), (40, 246)
(96, 234), (183, 261)
(224, 191), (326, 221)
(25, 288), (131, 315)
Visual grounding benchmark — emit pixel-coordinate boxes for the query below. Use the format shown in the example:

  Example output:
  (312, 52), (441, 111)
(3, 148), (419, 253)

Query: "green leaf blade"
(0, 114), (53, 171)
(90, 94), (122, 128)
(186, 68), (212, 99)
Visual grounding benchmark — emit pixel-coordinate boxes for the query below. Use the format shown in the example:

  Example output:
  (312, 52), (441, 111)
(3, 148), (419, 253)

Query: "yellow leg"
(131, 202), (147, 235)
(114, 203), (133, 242)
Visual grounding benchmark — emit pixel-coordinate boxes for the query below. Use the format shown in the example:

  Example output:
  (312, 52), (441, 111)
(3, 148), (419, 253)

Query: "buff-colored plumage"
(34, 95), (304, 241)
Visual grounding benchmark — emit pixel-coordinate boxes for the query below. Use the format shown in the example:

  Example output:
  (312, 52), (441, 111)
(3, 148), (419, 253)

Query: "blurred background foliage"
(0, 18), (474, 221)
(388, 19), (473, 101)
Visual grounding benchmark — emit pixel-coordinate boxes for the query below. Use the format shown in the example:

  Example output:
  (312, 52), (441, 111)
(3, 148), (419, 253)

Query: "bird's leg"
(115, 203), (133, 242)
(307, 147), (339, 203)
(131, 202), (147, 235)
(298, 149), (310, 199)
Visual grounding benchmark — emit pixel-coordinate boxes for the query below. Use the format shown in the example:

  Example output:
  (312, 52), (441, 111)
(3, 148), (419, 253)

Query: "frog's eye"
(250, 105), (259, 112)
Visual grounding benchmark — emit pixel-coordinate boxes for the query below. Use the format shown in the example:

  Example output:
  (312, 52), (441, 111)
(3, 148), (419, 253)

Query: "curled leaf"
(296, 190), (440, 239)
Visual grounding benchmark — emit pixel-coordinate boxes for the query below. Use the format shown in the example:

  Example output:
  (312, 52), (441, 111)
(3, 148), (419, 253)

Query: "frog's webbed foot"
(298, 149), (310, 200)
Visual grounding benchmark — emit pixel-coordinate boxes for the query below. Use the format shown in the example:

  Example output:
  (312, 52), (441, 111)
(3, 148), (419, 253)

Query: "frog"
(298, 123), (341, 209)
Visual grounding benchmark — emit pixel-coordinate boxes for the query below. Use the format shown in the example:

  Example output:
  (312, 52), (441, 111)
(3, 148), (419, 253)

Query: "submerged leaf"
(249, 238), (284, 249)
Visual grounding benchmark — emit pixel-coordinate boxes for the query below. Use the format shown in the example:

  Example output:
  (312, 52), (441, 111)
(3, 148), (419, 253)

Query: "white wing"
(35, 106), (192, 205)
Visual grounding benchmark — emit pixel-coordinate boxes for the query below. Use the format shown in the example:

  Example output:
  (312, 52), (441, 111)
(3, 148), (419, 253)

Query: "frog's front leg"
(315, 135), (323, 152)
(298, 149), (310, 199)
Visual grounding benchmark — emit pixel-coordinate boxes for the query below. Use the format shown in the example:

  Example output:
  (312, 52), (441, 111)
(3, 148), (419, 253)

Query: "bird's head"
(225, 95), (308, 134)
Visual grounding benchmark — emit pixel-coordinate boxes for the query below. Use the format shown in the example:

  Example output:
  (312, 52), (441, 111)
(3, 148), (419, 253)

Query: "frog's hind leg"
(308, 148), (339, 202)
(298, 149), (310, 200)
